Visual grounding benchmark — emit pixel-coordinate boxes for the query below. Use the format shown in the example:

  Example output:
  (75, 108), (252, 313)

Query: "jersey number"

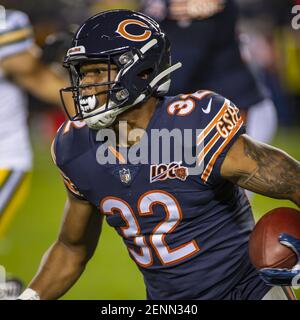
(100, 190), (199, 267)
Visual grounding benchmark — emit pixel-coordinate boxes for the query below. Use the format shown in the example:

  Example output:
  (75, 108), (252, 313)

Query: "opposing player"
(18, 10), (300, 300)
(0, 9), (68, 298)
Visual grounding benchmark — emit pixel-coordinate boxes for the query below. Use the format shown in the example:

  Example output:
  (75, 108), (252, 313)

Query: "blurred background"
(0, 0), (299, 299)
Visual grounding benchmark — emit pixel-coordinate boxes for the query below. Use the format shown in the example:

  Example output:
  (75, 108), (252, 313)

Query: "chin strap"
(84, 94), (146, 130)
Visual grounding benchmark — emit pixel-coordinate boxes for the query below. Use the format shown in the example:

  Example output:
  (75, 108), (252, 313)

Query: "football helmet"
(60, 9), (182, 129)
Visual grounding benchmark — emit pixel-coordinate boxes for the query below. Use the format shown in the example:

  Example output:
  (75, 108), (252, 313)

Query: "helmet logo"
(116, 19), (152, 42)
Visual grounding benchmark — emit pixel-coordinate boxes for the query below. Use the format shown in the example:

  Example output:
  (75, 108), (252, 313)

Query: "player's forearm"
(235, 137), (300, 207)
(1, 48), (68, 106)
(28, 240), (88, 300)
(15, 65), (68, 106)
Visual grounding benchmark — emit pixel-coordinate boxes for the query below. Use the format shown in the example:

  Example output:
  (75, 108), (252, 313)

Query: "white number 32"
(100, 190), (200, 267)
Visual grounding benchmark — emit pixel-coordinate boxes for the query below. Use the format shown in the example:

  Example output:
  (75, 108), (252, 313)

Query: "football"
(249, 207), (300, 269)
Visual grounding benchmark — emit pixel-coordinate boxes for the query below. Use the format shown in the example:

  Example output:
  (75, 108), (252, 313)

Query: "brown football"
(249, 207), (300, 269)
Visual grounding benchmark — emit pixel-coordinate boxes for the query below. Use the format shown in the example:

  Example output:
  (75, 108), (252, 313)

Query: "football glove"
(259, 233), (300, 286)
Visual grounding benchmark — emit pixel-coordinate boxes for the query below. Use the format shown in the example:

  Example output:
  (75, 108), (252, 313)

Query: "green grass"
(0, 128), (299, 299)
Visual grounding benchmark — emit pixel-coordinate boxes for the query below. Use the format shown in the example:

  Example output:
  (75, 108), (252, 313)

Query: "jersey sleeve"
(0, 10), (34, 60)
(196, 92), (246, 185)
(51, 127), (87, 201)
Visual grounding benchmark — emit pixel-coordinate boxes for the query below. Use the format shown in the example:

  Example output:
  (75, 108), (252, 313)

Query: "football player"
(18, 10), (300, 300)
(0, 9), (69, 298)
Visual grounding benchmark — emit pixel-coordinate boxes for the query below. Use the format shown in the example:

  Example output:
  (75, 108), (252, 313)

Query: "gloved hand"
(259, 233), (300, 286)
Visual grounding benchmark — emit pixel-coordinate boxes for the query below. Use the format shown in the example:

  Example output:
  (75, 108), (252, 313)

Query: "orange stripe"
(197, 131), (221, 165)
(108, 146), (126, 164)
(59, 170), (82, 197)
(201, 119), (243, 183)
(196, 99), (229, 146)
(63, 120), (72, 135)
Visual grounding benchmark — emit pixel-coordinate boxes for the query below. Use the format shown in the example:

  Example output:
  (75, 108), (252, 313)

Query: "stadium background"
(1, 0), (300, 299)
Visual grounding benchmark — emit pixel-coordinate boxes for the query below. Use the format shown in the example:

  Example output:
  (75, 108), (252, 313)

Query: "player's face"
(78, 62), (118, 107)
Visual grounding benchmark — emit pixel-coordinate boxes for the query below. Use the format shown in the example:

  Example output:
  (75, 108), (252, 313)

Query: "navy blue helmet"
(60, 9), (182, 129)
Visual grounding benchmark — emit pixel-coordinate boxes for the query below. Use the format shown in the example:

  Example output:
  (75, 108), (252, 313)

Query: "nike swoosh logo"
(202, 98), (212, 114)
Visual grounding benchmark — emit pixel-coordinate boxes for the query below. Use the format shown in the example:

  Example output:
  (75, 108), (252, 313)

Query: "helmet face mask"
(60, 9), (182, 129)
(60, 57), (124, 125)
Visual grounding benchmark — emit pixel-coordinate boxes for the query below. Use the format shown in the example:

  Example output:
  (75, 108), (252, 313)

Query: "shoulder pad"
(51, 120), (90, 167)
(165, 90), (245, 184)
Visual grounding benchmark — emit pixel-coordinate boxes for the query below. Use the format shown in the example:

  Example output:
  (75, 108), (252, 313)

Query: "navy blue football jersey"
(52, 91), (270, 299)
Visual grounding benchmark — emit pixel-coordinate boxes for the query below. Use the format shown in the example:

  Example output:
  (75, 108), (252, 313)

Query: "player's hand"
(259, 233), (300, 286)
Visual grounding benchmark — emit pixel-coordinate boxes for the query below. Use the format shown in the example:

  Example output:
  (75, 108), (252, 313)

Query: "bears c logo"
(116, 19), (152, 42)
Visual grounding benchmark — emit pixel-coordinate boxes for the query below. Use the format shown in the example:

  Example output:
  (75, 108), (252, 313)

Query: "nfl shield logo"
(119, 168), (131, 184)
